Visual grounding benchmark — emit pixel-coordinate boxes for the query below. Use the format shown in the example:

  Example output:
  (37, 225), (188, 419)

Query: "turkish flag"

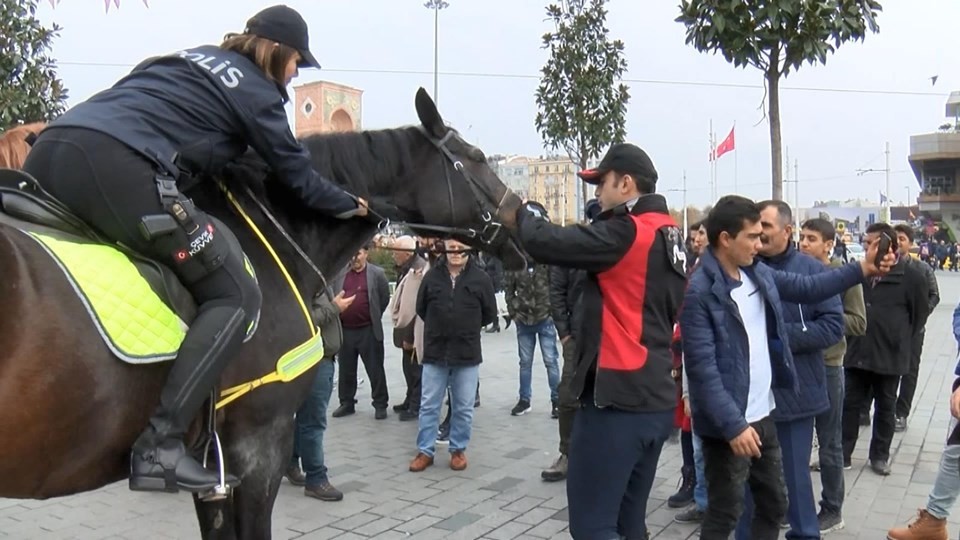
(710, 126), (735, 161)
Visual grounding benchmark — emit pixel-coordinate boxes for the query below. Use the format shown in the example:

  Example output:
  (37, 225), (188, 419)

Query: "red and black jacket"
(517, 194), (687, 412)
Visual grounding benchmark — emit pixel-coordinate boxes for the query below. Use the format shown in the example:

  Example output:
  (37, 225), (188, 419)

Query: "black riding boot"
(129, 306), (246, 493)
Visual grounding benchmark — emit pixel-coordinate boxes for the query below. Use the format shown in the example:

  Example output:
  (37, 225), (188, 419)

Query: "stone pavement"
(4, 273), (960, 539)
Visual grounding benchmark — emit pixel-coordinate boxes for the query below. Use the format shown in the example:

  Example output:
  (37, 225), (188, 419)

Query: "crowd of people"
(275, 139), (956, 540)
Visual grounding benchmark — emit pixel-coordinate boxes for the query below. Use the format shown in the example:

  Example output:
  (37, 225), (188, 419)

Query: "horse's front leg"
(228, 414), (295, 540)
(193, 495), (237, 540)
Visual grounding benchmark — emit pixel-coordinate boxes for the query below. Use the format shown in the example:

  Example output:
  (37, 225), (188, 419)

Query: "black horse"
(0, 88), (524, 539)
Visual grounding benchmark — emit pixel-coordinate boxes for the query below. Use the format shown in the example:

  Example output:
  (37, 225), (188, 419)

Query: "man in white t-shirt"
(681, 195), (892, 540)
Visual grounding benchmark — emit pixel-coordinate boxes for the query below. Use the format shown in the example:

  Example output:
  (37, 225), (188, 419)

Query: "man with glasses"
(408, 239), (497, 473)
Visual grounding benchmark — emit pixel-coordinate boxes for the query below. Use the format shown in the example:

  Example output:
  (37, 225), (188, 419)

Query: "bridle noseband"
(366, 128), (516, 249)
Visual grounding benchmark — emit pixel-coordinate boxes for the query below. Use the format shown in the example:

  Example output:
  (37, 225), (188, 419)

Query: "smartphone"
(875, 232), (892, 267)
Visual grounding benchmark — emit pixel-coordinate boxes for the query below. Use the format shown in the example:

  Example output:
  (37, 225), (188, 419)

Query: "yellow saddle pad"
(28, 232), (189, 362)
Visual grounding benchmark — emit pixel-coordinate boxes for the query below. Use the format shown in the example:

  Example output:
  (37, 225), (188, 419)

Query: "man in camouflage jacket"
(504, 264), (561, 418)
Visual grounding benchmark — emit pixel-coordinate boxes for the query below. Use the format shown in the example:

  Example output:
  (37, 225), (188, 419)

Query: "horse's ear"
(415, 87), (445, 139)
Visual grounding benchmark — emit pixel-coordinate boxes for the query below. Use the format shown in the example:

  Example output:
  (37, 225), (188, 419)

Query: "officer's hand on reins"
(356, 197), (369, 217)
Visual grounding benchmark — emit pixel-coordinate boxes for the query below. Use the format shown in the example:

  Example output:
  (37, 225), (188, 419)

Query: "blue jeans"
(567, 403), (673, 540)
(516, 319), (560, 403)
(417, 363), (480, 457)
(692, 430), (708, 511)
(816, 366), (845, 515)
(928, 418), (960, 519)
(291, 358), (335, 486)
(736, 417), (819, 540)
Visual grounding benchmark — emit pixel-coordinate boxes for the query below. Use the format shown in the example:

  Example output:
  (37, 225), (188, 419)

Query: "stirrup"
(200, 389), (235, 502)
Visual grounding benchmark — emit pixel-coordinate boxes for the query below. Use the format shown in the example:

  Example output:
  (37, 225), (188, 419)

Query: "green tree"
(0, 0), (67, 129)
(677, 0), (881, 200)
(535, 0), (630, 207)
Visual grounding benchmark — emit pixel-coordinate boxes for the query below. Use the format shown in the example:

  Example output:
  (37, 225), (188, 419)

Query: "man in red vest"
(514, 143), (688, 540)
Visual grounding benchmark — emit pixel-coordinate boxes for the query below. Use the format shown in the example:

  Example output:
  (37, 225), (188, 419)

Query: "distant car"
(845, 243), (866, 262)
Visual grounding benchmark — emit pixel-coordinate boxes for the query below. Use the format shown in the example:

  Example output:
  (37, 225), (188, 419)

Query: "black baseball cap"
(577, 143), (658, 185)
(245, 5), (321, 69)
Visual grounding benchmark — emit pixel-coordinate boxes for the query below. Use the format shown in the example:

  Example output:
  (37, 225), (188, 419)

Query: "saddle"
(0, 168), (198, 327)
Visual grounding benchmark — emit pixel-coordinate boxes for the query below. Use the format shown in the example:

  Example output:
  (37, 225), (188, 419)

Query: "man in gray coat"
(331, 244), (392, 419)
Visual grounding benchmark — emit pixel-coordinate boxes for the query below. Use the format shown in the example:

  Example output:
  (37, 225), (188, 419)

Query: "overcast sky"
(37, 0), (959, 209)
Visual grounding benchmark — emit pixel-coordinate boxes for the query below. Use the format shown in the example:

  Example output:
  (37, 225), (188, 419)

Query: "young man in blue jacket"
(682, 195), (891, 540)
(735, 201), (844, 540)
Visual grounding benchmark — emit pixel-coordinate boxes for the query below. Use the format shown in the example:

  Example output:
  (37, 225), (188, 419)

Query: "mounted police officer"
(22, 5), (369, 495)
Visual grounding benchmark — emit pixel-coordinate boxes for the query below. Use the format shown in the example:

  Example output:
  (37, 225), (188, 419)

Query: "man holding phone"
(841, 223), (930, 476)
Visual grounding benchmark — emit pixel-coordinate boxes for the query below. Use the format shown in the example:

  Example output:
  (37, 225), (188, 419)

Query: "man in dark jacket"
(842, 223), (930, 476)
(408, 239), (496, 473)
(515, 143), (688, 539)
(735, 201), (844, 540)
(541, 199), (601, 482)
(893, 224), (940, 432)
(682, 195), (888, 540)
(504, 264), (560, 417)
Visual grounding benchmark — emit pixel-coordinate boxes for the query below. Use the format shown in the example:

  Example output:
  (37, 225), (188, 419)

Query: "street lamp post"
(424, 0), (449, 105)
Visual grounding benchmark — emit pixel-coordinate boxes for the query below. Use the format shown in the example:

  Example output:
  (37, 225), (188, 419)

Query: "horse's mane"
(0, 123), (46, 169)
(219, 126), (423, 209)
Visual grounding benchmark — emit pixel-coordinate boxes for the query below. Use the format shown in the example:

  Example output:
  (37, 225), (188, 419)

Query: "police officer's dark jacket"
(48, 45), (358, 217)
(517, 194), (688, 412)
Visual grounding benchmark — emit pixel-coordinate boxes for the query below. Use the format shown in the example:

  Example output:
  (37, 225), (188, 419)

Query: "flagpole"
(733, 122), (738, 193)
(709, 119), (715, 202)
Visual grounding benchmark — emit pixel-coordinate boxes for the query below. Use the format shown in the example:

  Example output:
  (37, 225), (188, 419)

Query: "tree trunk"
(767, 65), (783, 201)
(579, 155), (589, 220)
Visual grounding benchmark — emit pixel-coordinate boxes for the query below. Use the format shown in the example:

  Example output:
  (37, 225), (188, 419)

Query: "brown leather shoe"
(887, 509), (948, 540)
(409, 453), (434, 472)
(450, 451), (467, 471)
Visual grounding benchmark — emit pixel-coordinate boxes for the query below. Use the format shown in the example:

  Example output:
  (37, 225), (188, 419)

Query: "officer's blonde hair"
(220, 33), (298, 85)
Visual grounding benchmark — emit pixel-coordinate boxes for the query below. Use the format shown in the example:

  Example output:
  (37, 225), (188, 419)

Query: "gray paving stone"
(485, 476), (525, 491)
(433, 510), (484, 531)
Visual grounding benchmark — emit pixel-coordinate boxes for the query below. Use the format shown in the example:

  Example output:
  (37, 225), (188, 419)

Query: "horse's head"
(397, 88), (526, 270)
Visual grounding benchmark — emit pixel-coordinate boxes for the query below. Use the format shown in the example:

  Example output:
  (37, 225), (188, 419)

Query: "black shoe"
(399, 409), (419, 421)
(437, 424), (450, 444)
(843, 457), (852, 470)
(285, 465), (306, 486)
(894, 416), (908, 432)
(130, 439), (239, 493)
(393, 402), (409, 412)
(817, 508), (844, 533)
(870, 459), (891, 476)
(550, 400), (559, 419)
(503, 316), (512, 329)
(475, 396), (481, 408)
(511, 399), (532, 416)
(305, 481), (344, 502)
(667, 465), (696, 508)
(485, 325), (500, 333)
(332, 404), (355, 418)
(375, 408), (387, 420)
(673, 507), (704, 524)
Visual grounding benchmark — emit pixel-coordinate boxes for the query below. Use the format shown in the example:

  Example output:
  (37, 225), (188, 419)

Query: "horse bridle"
(366, 127), (518, 248)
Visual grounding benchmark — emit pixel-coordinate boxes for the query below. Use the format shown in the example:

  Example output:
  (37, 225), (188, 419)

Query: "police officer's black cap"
(578, 143), (658, 185)
(245, 5), (322, 69)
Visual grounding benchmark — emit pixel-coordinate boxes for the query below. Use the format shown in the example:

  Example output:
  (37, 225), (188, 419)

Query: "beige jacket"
(390, 257), (428, 363)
